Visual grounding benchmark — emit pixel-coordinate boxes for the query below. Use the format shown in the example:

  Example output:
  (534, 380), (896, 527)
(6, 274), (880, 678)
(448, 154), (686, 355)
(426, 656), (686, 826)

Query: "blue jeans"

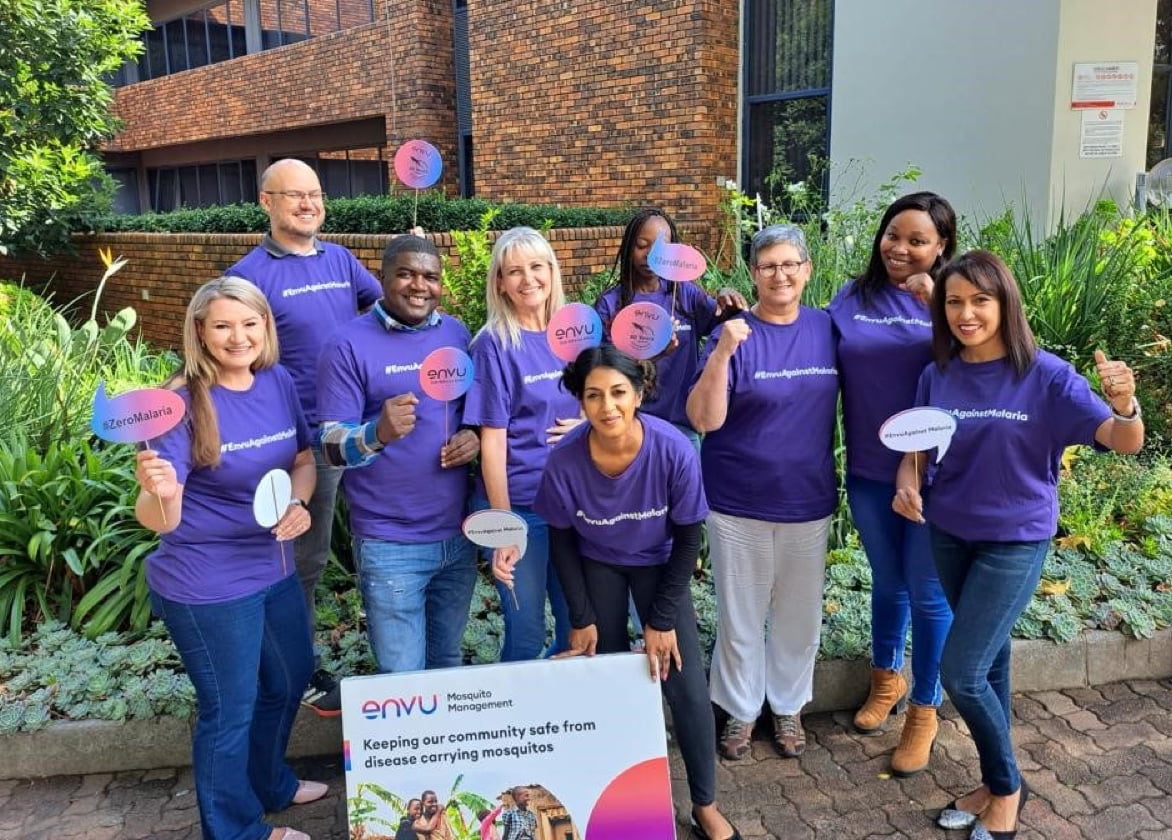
(847, 476), (951, 706)
(930, 526), (1048, 796)
(151, 573), (314, 840)
(483, 505), (572, 660)
(355, 534), (477, 672)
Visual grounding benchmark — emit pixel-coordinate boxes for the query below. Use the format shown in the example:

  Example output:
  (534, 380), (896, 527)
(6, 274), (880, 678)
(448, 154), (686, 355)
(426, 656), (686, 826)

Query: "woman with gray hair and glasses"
(686, 224), (838, 761)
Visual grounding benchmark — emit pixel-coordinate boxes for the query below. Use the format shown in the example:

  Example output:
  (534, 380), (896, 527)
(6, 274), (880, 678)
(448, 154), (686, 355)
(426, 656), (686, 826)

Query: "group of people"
(130, 157), (1145, 840)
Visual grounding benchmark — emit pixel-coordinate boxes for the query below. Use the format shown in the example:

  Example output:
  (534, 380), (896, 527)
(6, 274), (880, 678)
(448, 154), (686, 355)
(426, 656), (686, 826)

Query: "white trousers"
(708, 510), (831, 720)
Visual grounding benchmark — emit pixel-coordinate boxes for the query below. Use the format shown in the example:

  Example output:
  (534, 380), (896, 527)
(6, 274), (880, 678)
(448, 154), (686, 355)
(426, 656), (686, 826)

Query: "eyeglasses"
(753, 260), (807, 277)
(263, 190), (327, 202)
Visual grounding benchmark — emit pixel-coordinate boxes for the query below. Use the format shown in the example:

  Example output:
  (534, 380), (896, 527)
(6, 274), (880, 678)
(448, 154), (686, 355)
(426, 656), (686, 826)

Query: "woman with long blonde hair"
(134, 276), (324, 840)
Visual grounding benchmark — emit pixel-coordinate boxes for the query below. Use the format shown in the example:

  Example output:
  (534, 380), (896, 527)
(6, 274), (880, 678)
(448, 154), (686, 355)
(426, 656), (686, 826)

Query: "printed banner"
(341, 654), (674, 840)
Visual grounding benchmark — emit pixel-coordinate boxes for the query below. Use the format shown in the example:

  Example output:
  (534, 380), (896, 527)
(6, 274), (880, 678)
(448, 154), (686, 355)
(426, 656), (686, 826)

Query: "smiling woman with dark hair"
(894, 250), (1144, 838)
(527, 345), (741, 840)
(827, 191), (958, 777)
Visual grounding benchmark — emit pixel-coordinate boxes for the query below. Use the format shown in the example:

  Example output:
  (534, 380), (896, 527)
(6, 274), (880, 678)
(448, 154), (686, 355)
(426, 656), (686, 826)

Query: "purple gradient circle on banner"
(610, 302), (672, 360)
(546, 302), (603, 363)
(585, 757), (675, 840)
(647, 234), (707, 282)
(90, 381), (187, 444)
(419, 346), (474, 401)
(394, 140), (443, 189)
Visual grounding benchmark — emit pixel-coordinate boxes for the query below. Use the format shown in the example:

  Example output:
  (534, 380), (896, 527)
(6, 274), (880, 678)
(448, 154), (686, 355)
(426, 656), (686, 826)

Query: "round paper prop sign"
(610, 302), (673, 360)
(252, 469), (293, 528)
(547, 302), (604, 363)
(394, 140), (443, 189)
(419, 346), (475, 401)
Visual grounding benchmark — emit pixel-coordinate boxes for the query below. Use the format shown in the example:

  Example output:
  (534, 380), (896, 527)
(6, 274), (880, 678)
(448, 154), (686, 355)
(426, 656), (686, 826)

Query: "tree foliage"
(0, 0), (149, 255)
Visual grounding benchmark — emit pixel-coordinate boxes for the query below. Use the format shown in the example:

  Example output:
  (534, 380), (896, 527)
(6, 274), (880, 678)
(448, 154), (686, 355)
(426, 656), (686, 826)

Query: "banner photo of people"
(341, 654), (674, 840)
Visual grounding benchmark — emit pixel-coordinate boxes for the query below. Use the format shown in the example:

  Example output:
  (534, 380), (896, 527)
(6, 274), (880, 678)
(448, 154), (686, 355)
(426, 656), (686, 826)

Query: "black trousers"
(582, 559), (716, 806)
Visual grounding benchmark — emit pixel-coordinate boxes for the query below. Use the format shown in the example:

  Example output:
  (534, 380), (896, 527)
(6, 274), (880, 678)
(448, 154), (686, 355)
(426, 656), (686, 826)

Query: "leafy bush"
(0, 281), (177, 450)
(0, 437), (157, 644)
(80, 194), (633, 236)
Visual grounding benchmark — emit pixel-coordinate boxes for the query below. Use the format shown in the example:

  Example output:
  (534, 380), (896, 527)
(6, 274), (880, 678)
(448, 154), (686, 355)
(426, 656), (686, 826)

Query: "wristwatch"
(289, 497), (309, 508)
(1112, 397), (1142, 423)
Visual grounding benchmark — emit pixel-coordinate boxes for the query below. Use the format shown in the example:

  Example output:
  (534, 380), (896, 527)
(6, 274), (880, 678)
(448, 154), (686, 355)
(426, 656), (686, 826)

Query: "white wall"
(1048, 0), (1158, 216)
(829, 0), (1155, 229)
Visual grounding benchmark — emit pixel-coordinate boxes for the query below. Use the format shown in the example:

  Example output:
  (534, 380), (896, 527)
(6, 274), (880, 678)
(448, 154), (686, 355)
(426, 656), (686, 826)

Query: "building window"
(145, 159), (258, 212)
(297, 148), (388, 198)
(1150, 0), (1172, 167)
(120, 0), (373, 86)
(742, 0), (833, 205)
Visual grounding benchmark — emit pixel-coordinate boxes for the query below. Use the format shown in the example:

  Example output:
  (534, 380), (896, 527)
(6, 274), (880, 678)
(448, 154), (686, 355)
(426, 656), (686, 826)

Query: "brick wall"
(0, 225), (714, 348)
(109, 0), (458, 192)
(467, 0), (739, 224)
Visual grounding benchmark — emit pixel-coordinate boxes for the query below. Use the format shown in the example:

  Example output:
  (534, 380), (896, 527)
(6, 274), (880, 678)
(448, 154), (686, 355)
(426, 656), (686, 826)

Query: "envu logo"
(426, 367), (467, 382)
(362, 693), (440, 720)
(554, 323), (597, 340)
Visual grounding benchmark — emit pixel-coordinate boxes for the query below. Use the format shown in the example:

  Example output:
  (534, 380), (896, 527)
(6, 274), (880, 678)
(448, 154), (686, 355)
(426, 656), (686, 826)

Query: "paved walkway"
(3, 679), (1172, 839)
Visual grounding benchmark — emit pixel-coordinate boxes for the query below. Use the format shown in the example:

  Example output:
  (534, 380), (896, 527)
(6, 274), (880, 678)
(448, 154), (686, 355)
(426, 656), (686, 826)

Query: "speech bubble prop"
(647, 234), (707, 283)
(419, 346), (475, 402)
(394, 140), (443, 189)
(879, 407), (957, 463)
(91, 381), (186, 444)
(610, 302), (673, 360)
(547, 302), (604, 363)
(462, 509), (529, 557)
(253, 469), (293, 528)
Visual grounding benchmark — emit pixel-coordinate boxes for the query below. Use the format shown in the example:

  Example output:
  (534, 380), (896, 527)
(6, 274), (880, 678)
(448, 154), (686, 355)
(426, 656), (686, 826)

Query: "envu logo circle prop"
(394, 140), (443, 189)
(419, 346), (474, 401)
(547, 303), (603, 363)
(610, 302), (672, 360)
(90, 381), (187, 444)
(879, 407), (957, 463)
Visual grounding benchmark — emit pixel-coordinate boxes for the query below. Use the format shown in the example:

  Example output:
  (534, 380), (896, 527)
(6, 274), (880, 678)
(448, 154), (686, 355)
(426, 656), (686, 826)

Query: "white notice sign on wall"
(1079, 109), (1125, 159)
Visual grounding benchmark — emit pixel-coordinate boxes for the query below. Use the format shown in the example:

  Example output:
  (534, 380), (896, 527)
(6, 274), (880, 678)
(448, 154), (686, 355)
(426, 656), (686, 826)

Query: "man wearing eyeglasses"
(226, 157), (382, 716)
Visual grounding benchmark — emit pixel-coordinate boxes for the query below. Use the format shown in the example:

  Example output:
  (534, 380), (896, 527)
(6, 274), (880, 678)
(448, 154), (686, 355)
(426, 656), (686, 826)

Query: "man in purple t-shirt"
(317, 236), (480, 674)
(226, 159), (382, 713)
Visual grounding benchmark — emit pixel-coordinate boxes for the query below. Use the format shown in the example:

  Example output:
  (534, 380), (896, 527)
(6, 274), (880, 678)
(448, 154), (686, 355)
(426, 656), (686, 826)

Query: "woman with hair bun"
(522, 345), (740, 840)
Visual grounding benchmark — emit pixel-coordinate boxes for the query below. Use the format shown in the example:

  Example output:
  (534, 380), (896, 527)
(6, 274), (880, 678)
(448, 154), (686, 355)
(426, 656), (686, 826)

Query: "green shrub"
(80, 194), (634, 236)
(0, 437), (156, 644)
(0, 282), (177, 450)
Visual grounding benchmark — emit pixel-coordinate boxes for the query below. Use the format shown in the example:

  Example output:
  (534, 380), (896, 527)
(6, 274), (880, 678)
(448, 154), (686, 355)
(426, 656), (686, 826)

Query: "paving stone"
(1031, 689), (1078, 716)
(1013, 694), (1052, 721)
(1072, 802), (1164, 839)
(1088, 720), (1165, 752)
(1078, 772), (1163, 809)
(1026, 767), (1097, 816)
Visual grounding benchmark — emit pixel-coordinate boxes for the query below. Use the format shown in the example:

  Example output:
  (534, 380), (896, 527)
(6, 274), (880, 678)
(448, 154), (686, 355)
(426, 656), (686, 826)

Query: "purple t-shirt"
(463, 328), (581, 507)
(146, 365), (310, 604)
(696, 308), (839, 522)
(227, 240), (381, 428)
(533, 414), (709, 566)
(316, 312), (472, 543)
(595, 280), (718, 428)
(828, 282), (934, 483)
(917, 350), (1112, 542)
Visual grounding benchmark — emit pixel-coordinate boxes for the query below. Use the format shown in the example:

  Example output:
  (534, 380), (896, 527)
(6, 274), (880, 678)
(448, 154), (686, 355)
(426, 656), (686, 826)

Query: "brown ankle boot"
(853, 668), (908, 734)
(890, 703), (938, 777)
